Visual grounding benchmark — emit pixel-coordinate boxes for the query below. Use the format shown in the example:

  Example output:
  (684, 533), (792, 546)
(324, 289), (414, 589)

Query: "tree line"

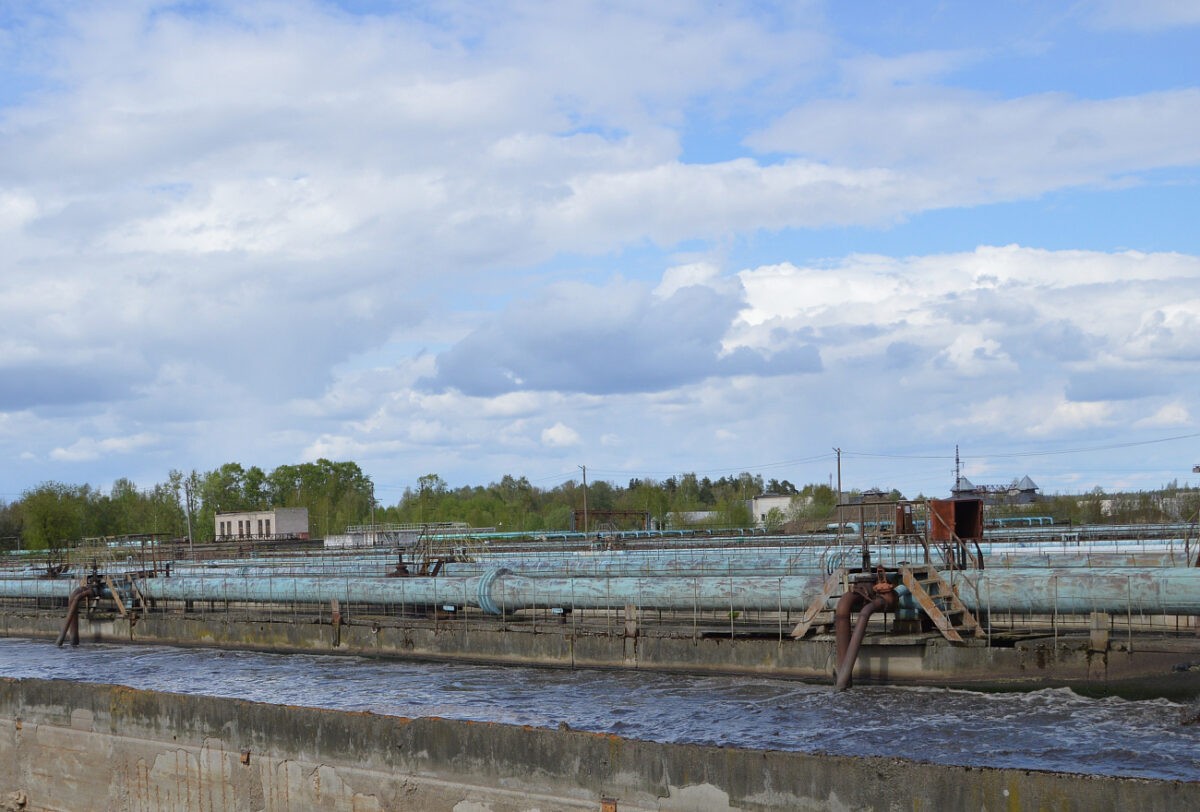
(381, 472), (815, 533)
(1, 460), (374, 550)
(0, 465), (814, 550)
(0, 461), (1195, 551)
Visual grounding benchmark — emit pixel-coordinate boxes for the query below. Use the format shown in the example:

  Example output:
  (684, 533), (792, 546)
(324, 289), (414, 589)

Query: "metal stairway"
(103, 572), (150, 621)
(898, 564), (983, 642)
(790, 565), (983, 642)
(789, 567), (846, 639)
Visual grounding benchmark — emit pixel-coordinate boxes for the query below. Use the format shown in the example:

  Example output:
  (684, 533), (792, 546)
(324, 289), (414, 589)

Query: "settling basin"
(2, 636), (1198, 782)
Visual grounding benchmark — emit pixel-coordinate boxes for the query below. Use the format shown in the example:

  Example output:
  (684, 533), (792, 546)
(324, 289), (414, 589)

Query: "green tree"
(0, 499), (22, 550)
(716, 495), (752, 527)
(242, 466), (269, 510)
(416, 473), (449, 523)
(19, 482), (86, 551)
(763, 507), (787, 532)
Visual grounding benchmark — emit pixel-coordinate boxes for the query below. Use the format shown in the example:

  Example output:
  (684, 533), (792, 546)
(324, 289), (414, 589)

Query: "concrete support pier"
(3, 677), (1198, 811)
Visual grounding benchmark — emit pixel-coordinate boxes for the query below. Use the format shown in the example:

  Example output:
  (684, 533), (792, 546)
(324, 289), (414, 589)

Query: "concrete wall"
(3, 677), (1197, 812)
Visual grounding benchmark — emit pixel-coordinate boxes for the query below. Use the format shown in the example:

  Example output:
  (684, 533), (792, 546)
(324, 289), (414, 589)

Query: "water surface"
(1, 637), (1196, 781)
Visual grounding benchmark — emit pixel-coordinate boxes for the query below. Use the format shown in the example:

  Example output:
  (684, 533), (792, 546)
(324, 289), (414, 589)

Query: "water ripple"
(1, 637), (1197, 780)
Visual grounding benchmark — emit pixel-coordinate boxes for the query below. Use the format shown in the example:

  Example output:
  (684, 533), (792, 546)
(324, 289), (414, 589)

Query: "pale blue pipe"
(166, 540), (1193, 581)
(129, 571), (826, 613)
(5, 566), (1200, 616)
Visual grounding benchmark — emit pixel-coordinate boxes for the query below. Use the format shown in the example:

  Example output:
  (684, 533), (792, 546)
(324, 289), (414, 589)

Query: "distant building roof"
(951, 474), (1039, 503)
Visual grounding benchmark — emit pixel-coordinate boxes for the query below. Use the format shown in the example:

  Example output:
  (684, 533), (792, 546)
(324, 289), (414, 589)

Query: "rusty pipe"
(55, 583), (99, 647)
(833, 590), (868, 672)
(836, 596), (885, 691)
(835, 582), (900, 691)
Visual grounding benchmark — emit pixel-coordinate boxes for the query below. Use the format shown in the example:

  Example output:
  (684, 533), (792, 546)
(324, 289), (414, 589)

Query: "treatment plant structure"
(6, 495), (1200, 810)
(3, 496), (1200, 696)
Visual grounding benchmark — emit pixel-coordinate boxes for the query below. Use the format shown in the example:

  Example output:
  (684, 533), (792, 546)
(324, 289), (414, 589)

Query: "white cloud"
(541, 422), (581, 448)
(654, 261), (725, 298)
(936, 332), (1017, 377)
(1085, 0), (1200, 31)
(0, 3), (1198, 500)
(749, 88), (1200, 203)
(734, 247), (1200, 378)
(50, 433), (158, 463)
(1027, 399), (1115, 437)
(1134, 402), (1191, 428)
(1126, 300), (1200, 361)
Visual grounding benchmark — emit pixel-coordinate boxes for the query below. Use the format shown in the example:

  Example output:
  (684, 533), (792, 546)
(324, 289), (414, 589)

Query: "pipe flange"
(477, 567), (511, 616)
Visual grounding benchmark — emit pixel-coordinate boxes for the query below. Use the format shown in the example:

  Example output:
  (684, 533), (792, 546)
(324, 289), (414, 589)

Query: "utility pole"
(579, 465), (589, 535)
(833, 448), (842, 504)
(183, 476), (195, 561)
(369, 478), (376, 546)
(832, 447), (844, 547)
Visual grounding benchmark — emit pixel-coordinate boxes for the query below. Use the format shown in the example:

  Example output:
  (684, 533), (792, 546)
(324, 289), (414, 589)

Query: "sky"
(1, 0), (1199, 506)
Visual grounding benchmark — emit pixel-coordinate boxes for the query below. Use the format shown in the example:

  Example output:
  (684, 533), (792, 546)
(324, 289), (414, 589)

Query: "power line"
(526, 469), (584, 485)
(843, 451), (953, 460)
(841, 431), (1200, 463)
(975, 432), (1200, 458)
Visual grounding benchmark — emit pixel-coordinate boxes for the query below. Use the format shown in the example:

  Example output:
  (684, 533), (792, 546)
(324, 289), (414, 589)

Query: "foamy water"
(2, 637), (1197, 781)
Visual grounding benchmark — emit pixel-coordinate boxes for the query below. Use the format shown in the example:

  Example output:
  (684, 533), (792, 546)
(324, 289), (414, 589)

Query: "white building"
(749, 494), (806, 527)
(215, 508), (309, 540)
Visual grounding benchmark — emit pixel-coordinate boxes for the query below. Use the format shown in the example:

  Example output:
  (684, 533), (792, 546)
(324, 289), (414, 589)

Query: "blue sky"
(1, 0), (1199, 506)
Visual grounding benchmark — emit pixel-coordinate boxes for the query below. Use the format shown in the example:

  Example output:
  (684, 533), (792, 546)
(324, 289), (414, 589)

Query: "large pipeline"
(6, 567), (1200, 617)
(155, 542), (1194, 582)
(128, 571), (830, 614)
(948, 568), (1200, 616)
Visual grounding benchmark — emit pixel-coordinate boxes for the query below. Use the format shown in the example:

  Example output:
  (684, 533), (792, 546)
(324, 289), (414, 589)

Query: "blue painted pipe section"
(948, 568), (1200, 616)
(123, 572), (827, 613)
(5, 566), (1200, 616)
(161, 542), (1193, 583)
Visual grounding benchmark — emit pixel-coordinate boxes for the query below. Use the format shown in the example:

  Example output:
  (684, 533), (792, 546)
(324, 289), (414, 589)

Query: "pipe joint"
(477, 567), (511, 616)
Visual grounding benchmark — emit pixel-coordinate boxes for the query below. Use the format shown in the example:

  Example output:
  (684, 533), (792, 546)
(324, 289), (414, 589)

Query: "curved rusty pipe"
(55, 583), (100, 647)
(835, 596), (885, 691)
(833, 590), (868, 674)
(834, 583), (900, 692)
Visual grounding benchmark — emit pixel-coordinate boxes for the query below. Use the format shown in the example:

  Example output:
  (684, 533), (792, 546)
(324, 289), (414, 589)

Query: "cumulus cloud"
(50, 433), (158, 463)
(541, 422), (581, 448)
(280, 244), (1200, 500)
(1126, 301), (1200, 361)
(1, 3), (1197, 497)
(0, 2), (838, 440)
(733, 246), (1200, 409)
(423, 275), (821, 396)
